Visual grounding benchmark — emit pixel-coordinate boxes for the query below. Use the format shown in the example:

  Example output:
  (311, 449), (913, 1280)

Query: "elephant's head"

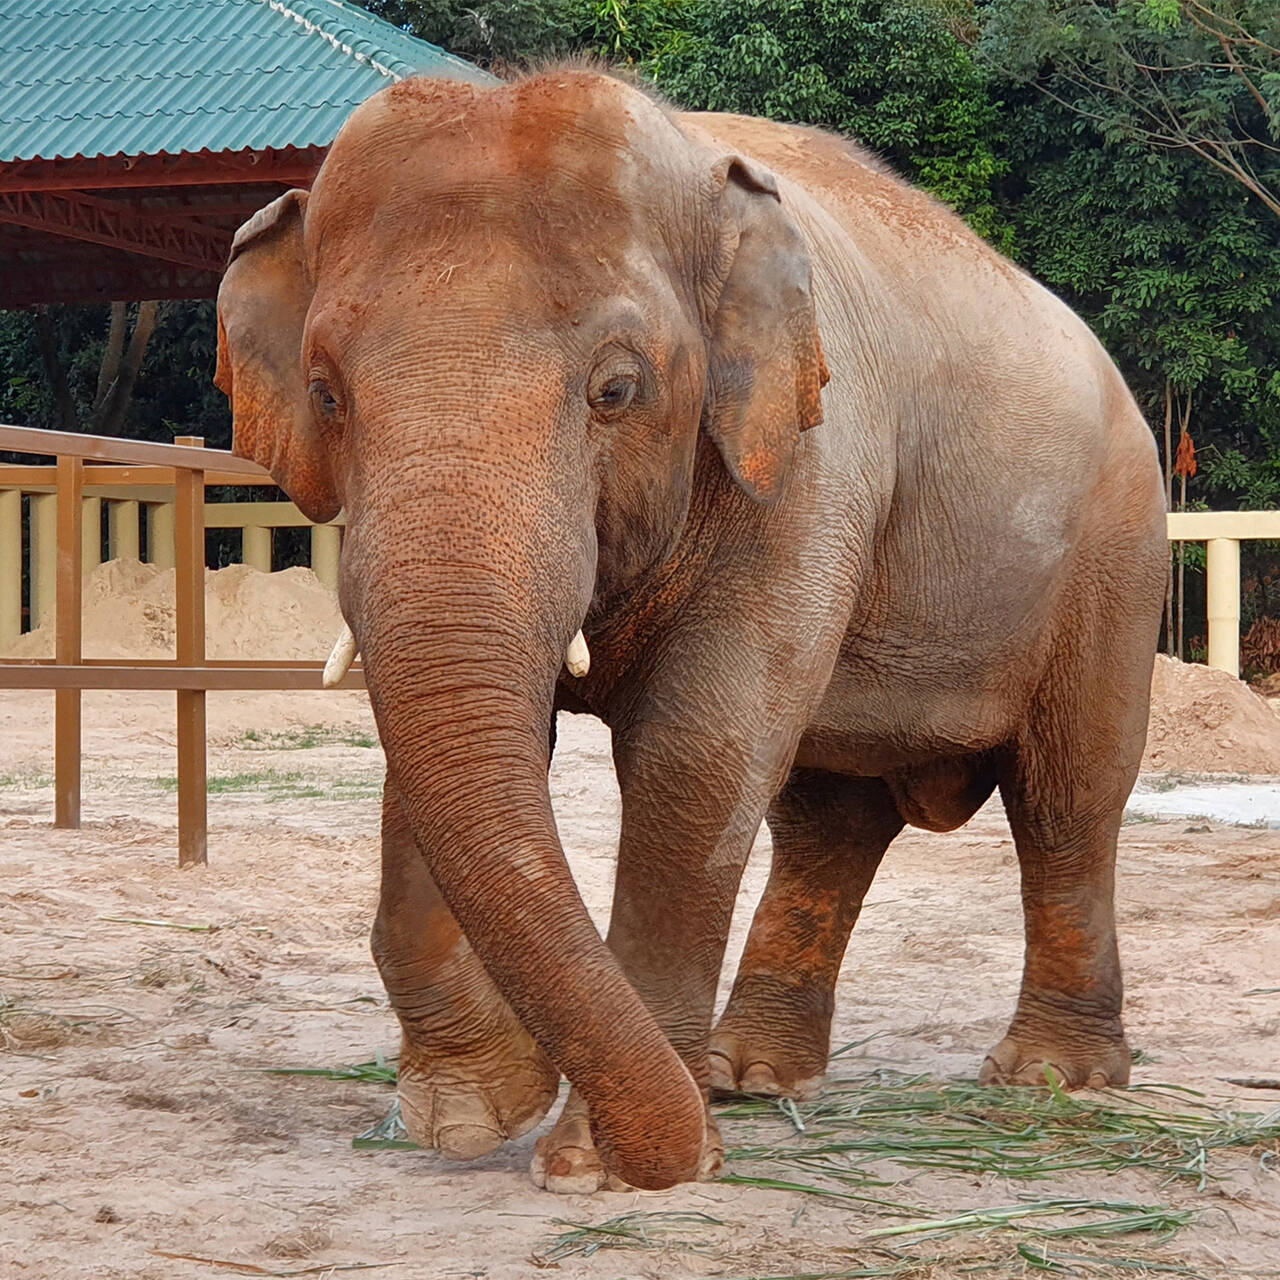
(215, 71), (826, 1189)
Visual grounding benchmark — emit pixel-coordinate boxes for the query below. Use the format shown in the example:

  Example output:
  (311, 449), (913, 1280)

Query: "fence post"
(147, 500), (176, 568)
(108, 498), (140, 561)
(30, 492), (57, 628)
(173, 438), (208, 867)
(81, 496), (102, 578)
(310, 522), (340, 592)
(0, 489), (20, 648)
(55, 455), (84, 829)
(242, 525), (272, 573)
(1205, 538), (1241, 678)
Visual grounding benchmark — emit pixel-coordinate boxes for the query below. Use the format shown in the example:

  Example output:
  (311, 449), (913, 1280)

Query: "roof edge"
(258, 0), (410, 81)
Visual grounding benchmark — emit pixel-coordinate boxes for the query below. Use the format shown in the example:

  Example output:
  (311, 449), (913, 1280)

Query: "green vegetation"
(155, 769), (381, 801)
(4, 0), (1278, 639)
(277, 1057), (1277, 1276)
(238, 725), (378, 751)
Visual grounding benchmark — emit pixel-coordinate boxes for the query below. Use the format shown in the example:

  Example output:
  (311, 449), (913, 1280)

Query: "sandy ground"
(2, 686), (1278, 1280)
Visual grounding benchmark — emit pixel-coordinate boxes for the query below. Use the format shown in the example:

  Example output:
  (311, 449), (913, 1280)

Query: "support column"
(242, 524), (272, 573)
(1205, 537), (1241, 678)
(81, 496), (102, 578)
(173, 438), (207, 867)
(310, 522), (341, 592)
(147, 501), (175, 568)
(55, 456), (84, 830)
(108, 498), (140, 561)
(30, 492), (57, 629)
(0, 490), (21, 648)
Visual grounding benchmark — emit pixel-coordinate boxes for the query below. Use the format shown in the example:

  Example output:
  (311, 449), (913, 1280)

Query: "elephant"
(214, 69), (1168, 1194)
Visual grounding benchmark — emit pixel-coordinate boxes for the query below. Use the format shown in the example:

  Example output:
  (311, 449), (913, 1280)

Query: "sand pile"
(2, 559), (343, 661)
(1144, 654), (1280, 774)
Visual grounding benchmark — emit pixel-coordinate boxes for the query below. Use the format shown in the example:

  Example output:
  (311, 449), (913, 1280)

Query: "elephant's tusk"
(323, 623), (358, 689)
(565, 629), (590, 678)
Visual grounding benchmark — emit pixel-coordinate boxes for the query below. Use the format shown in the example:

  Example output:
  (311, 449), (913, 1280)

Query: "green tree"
(0, 302), (229, 449)
(650, 0), (1012, 244)
(981, 0), (1280, 645)
(981, 0), (1280, 219)
(356, 0), (571, 66)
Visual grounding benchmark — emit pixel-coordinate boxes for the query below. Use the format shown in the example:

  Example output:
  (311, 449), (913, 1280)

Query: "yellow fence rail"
(1166, 510), (1280, 679)
(0, 423), (362, 867)
(0, 458), (344, 646)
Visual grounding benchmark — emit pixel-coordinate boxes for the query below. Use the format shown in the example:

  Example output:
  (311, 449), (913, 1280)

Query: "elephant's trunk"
(344, 495), (705, 1190)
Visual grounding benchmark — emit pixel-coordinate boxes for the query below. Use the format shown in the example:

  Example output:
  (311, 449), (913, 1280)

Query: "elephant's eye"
(309, 379), (340, 417)
(588, 373), (637, 414)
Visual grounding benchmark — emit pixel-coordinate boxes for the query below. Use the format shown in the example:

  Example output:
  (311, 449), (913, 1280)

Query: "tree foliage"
(650, 0), (1012, 243)
(981, 0), (1280, 218)
(981, 0), (1280, 510)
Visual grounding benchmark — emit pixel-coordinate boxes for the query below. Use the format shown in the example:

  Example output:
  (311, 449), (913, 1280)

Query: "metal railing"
(0, 423), (362, 867)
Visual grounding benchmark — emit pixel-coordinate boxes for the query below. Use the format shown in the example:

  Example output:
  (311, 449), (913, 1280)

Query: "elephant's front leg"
(372, 780), (559, 1159)
(530, 720), (788, 1193)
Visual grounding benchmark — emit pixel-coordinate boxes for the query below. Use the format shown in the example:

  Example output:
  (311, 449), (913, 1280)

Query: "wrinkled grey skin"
(215, 71), (1168, 1194)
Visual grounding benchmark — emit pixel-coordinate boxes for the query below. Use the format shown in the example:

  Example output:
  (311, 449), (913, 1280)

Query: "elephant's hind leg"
(709, 771), (903, 1098)
(372, 780), (559, 1158)
(980, 608), (1158, 1090)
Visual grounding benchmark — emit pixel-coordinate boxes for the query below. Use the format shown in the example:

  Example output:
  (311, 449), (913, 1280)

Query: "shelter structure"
(0, 0), (487, 308)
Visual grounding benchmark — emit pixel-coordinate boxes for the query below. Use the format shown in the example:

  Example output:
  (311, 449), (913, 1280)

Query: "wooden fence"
(1166, 510), (1280, 678)
(0, 423), (363, 867)
(0, 422), (1277, 865)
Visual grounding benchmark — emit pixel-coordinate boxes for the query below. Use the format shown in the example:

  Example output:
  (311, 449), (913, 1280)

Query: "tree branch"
(93, 301), (160, 436)
(93, 301), (127, 413)
(30, 307), (78, 433)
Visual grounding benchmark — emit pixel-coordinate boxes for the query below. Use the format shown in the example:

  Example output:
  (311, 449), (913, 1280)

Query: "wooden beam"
(1205, 538), (1241, 678)
(108, 499), (140, 561)
(0, 664), (365, 690)
(1167, 510), (1280, 540)
(173, 436), (208, 867)
(0, 424), (268, 478)
(54, 455), (83, 829)
(0, 489), (20, 648)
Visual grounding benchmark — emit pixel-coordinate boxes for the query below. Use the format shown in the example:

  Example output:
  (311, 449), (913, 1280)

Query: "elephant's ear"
(702, 155), (829, 503)
(215, 189), (341, 523)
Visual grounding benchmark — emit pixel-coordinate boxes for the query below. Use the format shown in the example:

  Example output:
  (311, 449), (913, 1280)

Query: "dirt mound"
(2, 559), (343, 661)
(1145, 654), (1280, 775)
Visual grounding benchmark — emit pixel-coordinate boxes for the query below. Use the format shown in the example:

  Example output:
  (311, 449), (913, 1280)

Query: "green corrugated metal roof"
(0, 0), (491, 164)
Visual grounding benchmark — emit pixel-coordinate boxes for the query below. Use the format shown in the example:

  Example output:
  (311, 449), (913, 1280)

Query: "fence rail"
(1165, 510), (1280, 678)
(1, 422), (1277, 864)
(0, 423), (362, 867)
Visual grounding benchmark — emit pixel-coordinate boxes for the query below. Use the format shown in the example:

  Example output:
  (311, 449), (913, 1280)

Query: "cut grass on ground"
(155, 769), (381, 800)
(238, 726), (378, 751)
(273, 1060), (1278, 1277)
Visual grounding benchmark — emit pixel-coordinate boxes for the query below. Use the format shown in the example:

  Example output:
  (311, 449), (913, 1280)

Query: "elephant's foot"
(707, 979), (831, 1099)
(529, 1090), (723, 1195)
(397, 1025), (560, 1160)
(979, 1005), (1131, 1089)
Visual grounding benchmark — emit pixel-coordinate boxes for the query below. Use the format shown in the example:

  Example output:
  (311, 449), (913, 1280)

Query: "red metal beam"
(0, 149), (324, 194)
(0, 188), (229, 270)
(0, 263), (222, 307)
